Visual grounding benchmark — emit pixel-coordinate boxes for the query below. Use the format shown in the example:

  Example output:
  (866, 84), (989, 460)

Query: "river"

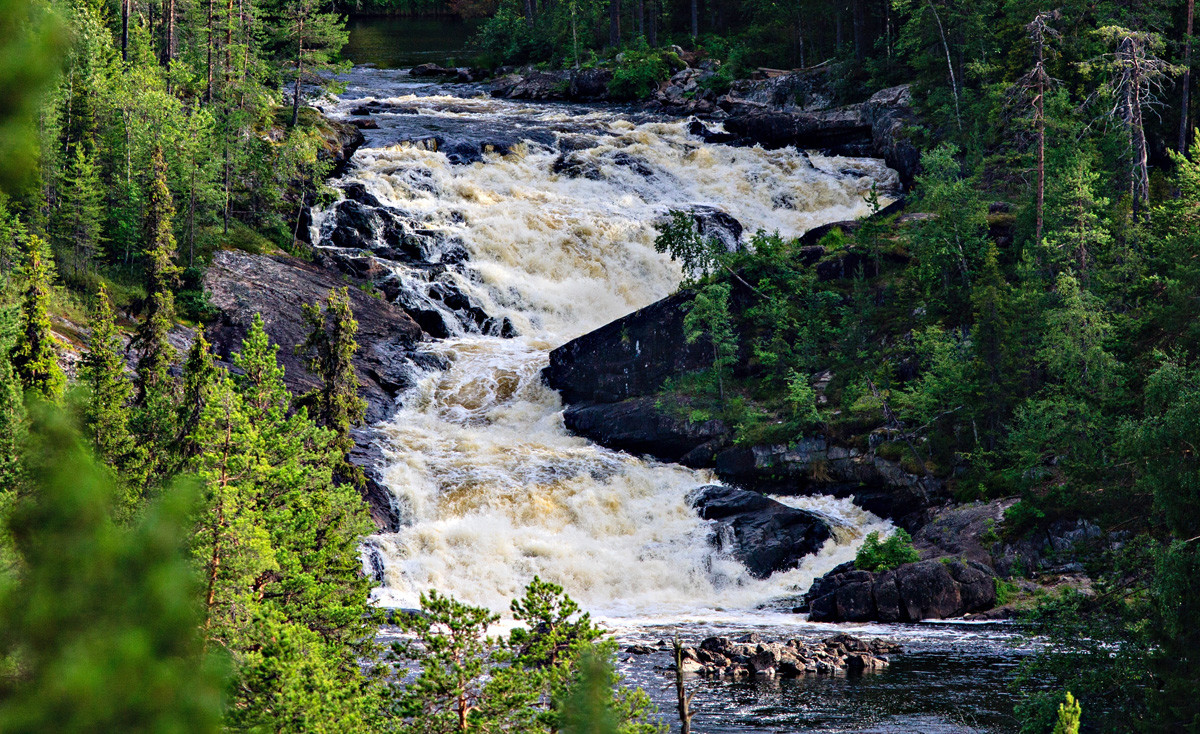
(319, 27), (1028, 731)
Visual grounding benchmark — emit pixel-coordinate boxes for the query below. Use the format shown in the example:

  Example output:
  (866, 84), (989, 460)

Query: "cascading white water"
(325, 70), (899, 618)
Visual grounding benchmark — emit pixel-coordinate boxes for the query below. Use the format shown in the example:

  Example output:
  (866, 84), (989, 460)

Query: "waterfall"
(320, 68), (899, 618)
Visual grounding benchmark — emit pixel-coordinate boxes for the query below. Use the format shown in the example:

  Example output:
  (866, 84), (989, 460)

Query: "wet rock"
(676, 634), (897, 678)
(552, 151), (603, 180)
(570, 68), (614, 98)
(688, 485), (834, 579)
(562, 397), (731, 466)
(349, 105), (373, 116)
(410, 63), (458, 78)
(350, 117), (380, 130)
(723, 107), (872, 154)
(689, 205), (744, 252)
(805, 557), (997, 623)
(317, 119), (366, 178)
(861, 85), (921, 187)
(626, 644), (657, 655)
(544, 290), (712, 405)
(687, 118), (738, 144)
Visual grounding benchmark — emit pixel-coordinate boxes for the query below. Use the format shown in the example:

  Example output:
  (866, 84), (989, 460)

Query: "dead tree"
(1092, 27), (1177, 217)
(1006, 12), (1061, 247)
(673, 634), (696, 734)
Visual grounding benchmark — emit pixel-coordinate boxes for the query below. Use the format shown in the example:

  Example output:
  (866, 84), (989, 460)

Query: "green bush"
(995, 577), (1020, 606)
(855, 529), (921, 572)
(607, 49), (671, 100)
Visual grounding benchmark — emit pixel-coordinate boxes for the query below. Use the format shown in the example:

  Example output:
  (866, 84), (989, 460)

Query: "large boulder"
(861, 84), (921, 187)
(805, 557), (997, 622)
(544, 290), (711, 405)
(203, 249), (427, 424)
(722, 106), (873, 155)
(689, 485), (834, 578)
(563, 397), (731, 466)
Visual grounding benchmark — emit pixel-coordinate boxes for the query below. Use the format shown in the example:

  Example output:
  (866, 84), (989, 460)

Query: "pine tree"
(132, 289), (179, 483)
(9, 235), (64, 402)
(268, 0), (349, 128)
(1052, 692), (1081, 734)
(0, 331), (26, 492)
(80, 284), (135, 473)
(297, 288), (366, 485)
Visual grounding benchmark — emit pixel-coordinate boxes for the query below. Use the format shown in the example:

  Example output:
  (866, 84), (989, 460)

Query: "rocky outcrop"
(563, 397), (730, 466)
(490, 68), (614, 101)
(713, 441), (946, 523)
(544, 290), (709, 405)
(673, 633), (900, 678)
(317, 119), (366, 178)
(203, 249), (429, 424)
(804, 558), (997, 622)
(720, 84), (920, 186)
(689, 485), (834, 578)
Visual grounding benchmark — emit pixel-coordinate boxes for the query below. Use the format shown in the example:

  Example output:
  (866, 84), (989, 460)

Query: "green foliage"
(854, 529), (920, 572)
(0, 407), (225, 733)
(297, 287), (368, 485)
(607, 49), (671, 100)
(654, 209), (729, 283)
(994, 577), (1019, 606)
(0, 0), (65, 193)
(1052, 692), (1081, 734)
(79, 284), (137, 501)
(683, 282), (737, 404)
(391, 581), (662, 734)
(9, 235), (64, 402)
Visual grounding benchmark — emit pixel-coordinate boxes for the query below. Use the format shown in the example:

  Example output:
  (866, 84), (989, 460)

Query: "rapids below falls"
(315, 64), (1028, 733)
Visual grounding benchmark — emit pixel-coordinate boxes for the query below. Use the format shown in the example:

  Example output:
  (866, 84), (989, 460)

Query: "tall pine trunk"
(1181, 0), (1195, 154)
(690, 0), (697, 39)
(291, 17), (304, 128)
(610, 0), (621, 46)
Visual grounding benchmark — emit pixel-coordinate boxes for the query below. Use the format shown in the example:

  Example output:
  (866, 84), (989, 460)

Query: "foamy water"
(321, 69), (898, 618)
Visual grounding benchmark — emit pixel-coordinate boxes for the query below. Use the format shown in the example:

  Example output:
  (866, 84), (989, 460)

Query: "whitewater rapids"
(321, 68), (899, 618)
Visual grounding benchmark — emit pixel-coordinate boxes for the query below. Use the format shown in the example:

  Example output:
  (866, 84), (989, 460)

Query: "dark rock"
(806, 557), (997, 622)
(317, 119), (366, 178)
(570, 68), (614, 98)
(688, 485), (833, 579)
(203, 249), (426, 426)
(563, 397), (730, 466)
(690, 205), (744, 252)
(349, 105), (373, 116)
(680, 633), (896, 678)
(544, 290), (711, 405)
(723, 107), (871, 153)
(861, 85), (921, 188)
(625, 644), (656, 655)
(687, 118), (739, 144)
(349, 117), (380, 130)
(410, 63), (457, 78)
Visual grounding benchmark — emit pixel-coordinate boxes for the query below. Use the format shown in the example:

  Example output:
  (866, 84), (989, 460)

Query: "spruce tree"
(233, 313), (290, 423)
(80, 284), (135, 473)
(297, 288), (366, 485)
(132, 289), (179, 483)
(177, 334), (219, 462)
(143, 146), (181, 301)
(9, 235), (64, 402)
(54, 142), (105, 275)
(0, 339), (26, 493)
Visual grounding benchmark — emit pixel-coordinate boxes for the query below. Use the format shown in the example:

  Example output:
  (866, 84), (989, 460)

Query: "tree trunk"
(927, 1), (962, 129)
(689, 0), (697, 39)
(673, 635), (695, 734)
(206, 0), (215, 101)
(291, 19), (304, 128)
(165, 0), (176, 87)
(121, 0), (129, 61)
(523, 0), (534, 27)
(636, 0), (644, 38)
(647, 0), (657, 46)
(1181, 0), (1195, 154)
(1035, 73), (1045, 246)
(610, 0), (621, 46)
(852, 0), (868, 61)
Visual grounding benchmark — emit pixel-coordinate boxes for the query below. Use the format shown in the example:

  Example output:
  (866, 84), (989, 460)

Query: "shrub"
(607, 50), (670, 100)
(855, 529), (921, 572)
